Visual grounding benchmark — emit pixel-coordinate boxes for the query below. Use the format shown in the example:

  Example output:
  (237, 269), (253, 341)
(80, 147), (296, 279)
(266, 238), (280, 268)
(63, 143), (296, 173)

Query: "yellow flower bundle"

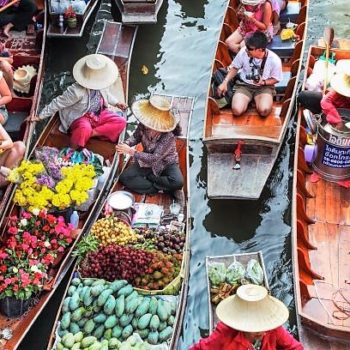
(10, 161), (96, 212)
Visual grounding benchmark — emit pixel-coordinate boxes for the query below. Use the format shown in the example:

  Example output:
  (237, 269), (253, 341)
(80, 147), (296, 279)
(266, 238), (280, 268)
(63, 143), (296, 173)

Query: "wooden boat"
(111, 0), (164, 24)
(0, 1), (46, 227)
(46, 0), (99, 38)
(0, 21), (136, 350)
(292, 41), (350, 348)
(205, 251), (269, 333)
(203, 0), (308, 199)
(47, 94), (193, 350)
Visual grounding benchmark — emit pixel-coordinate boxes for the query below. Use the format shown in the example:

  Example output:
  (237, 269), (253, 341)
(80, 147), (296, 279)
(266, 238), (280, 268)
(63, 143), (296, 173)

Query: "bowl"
(107, 191), (135, 210)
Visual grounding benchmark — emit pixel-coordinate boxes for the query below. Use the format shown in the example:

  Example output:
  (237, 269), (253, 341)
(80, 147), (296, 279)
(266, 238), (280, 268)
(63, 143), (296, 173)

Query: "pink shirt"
(320, 90), (350, 124)
(190, 322), (304, 350)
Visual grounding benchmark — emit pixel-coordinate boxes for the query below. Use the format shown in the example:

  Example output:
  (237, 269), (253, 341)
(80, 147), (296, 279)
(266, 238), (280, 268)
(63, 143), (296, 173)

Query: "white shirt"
(229, 47), (283, 86)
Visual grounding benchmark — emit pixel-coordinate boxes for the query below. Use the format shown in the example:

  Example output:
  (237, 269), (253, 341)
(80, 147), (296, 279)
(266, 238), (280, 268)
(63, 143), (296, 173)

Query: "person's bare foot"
(3, 23), (14, 38)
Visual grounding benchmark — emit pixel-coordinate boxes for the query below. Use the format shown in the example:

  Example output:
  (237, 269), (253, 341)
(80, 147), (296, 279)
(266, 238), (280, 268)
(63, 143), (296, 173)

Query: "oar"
(0, 0), (19, 13)
(323, 26), (335, 95)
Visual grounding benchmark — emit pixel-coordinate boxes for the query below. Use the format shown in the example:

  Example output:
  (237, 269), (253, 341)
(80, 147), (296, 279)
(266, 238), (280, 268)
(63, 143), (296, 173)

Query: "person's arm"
(0, 77), (12, 107)
(0, 125), (13, 151)
(259, 53), (282, 86)
(217, 66), (238, 96)
(0, 55), (13, 65)
(320, 90), (342, 124)
(190, 322), (231, 350)
(38, 83), (83, 120)
(248, 2), (272, 31)
(275, 327), (304, 350)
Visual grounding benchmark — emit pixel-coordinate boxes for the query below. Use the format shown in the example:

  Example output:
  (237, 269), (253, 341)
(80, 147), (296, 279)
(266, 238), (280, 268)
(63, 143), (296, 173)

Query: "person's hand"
(256, 78), (265, 86)
(217, 81), (228, 97)
(115, 143), (135, 156)
(116, 102), (128, 111)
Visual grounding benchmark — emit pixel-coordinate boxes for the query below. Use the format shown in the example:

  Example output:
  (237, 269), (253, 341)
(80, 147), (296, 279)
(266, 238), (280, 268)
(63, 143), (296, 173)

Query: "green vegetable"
(137, 313), (152, 330)
(112, 325), (122, 338)
(72, 235), (99, 261)
(97, 289), (113, 307)
(60, 312), (71, 330)
(103, 294), (116, 315)
(115, 294), (125, 317)
(81, 336), (97, 348)
(149, 315), (160, 331)
(135, 298), (150, 318)
(245, 259), (264, 285)
(208, 262), (226, 286)
(92, 324), (105, 339)
(159, 326), (173, 342)
(121, 325), (133, 340)
(84, 319), (95, 334)
(62, 333), (75, 348)
(74, 331), (84, 342)
(104, 315), (118, 329)
(117, 285), (133, 297)
(225, 260), (245, 284)
(147, 331), (159, 345)
(148, 297), (158, 315)
(109, 280), (128, 292)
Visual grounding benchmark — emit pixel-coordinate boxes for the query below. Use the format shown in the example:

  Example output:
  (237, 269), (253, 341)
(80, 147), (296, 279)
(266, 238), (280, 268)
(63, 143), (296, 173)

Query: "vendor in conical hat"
(35, 54), (127, 148)
(298, 61), (350, 128)
(190, 284), (303, 350)
(115, 96), (184, 196)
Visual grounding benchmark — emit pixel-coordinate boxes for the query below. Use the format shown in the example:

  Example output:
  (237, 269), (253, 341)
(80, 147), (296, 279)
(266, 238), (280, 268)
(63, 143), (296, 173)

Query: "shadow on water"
(20, 0), (350, 349)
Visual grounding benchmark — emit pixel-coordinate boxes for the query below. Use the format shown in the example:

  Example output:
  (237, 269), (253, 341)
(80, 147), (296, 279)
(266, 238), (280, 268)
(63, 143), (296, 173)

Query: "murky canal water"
(19, 0), (350, 348)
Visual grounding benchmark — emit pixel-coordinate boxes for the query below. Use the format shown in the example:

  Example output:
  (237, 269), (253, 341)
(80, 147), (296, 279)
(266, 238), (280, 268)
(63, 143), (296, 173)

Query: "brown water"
(19, 1), (350, 349)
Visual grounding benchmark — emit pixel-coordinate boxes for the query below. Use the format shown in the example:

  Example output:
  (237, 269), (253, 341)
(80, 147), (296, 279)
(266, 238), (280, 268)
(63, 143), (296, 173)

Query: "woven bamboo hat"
(331, 61), (350, 97)
(216, 284), (289, 332)
(131, 96), (177, 132)
(73, 54), (119, 90)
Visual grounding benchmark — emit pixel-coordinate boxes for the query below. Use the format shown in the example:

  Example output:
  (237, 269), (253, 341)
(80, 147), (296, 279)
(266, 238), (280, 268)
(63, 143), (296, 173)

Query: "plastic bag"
(225, 260), (245, 285)
(245, 259), (264, 285)
(208, 262), (226, 286)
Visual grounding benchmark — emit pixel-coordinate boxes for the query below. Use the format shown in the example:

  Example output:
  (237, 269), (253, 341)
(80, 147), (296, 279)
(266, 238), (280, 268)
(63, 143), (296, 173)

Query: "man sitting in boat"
(115, 96), (184, 198)
(0, 0), (37, 38)
(218, 31), (282, 118)
(0, 70), (12, 125)
(190, 284), (303, 350)
(298, 62), (350, 129)
(34, 54), (127, 149)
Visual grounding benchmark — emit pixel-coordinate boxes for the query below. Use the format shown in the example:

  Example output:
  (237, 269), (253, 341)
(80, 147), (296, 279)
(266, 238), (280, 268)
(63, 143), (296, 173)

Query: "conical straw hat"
(131, 96), (177, 132)
(73, 54), (119, 90)
(216, 284), (289, 332)
(331, 62), (350, 98)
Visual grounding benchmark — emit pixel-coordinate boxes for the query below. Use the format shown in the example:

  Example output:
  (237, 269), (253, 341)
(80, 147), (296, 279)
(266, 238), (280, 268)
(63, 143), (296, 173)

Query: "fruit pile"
(79, 244), (154, 282)
(134, 252), (182, 291)
(90, 216), (140, 246)
(57, 278), (176, 346)
(134, 227), (186, 254)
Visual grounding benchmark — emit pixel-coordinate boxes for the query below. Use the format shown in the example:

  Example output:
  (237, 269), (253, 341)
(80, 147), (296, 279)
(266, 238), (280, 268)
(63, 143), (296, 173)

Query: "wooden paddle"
(323, 26), (335, 95)
(0, 0), (19, 13)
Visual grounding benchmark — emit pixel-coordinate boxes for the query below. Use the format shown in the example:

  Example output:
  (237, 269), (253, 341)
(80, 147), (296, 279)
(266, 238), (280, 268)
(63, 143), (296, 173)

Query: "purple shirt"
(125, 124), (179, 176)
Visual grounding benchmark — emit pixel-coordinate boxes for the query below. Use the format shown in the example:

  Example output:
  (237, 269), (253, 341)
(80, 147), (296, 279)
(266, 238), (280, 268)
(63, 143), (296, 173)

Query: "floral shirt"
(125, 124), (178, 176)
(320, 89), (350, 124)
(88, 89), (103, 115)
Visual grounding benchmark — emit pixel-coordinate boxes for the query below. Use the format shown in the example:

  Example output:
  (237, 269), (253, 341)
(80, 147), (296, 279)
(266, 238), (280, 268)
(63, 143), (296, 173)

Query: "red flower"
(43, 225), (50, 232)
(8, 226), (18, 235)
(22, 212), (32, 219)
(0, 250), (8, 260)
(0, 265), (7, 273)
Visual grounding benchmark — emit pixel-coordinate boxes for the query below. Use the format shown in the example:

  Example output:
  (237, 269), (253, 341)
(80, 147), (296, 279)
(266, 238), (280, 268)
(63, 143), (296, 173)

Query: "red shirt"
(190, 322), (303, 350)
(320, 90), (350, 124)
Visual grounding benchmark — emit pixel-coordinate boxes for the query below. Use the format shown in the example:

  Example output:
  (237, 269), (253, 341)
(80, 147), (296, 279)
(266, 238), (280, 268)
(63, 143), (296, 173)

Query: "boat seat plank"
(268, 36), (295, 59)
(5, 111), (28, 141)
(208, 153), (273, 199)
(275, 70), (291, 96)
(211, 124), (282, 141)
(279, 1), (301, 24)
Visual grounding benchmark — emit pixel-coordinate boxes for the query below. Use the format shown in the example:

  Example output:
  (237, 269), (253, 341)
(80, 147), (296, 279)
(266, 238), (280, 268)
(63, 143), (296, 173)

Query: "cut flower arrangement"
(7, 160), (96, 213)
(0, 210), (75, 301)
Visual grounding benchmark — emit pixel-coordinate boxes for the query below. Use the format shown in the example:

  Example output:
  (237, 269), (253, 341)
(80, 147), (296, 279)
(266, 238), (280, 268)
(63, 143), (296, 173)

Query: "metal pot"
(312, 108), (350, 181)
(107, 191), (135, 225)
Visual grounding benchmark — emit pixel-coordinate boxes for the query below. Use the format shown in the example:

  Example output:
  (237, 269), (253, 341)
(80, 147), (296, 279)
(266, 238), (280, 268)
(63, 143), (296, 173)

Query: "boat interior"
(204, 0), (307, 145)
(294, 46), (350, 342)
(1, 5), (45, 143)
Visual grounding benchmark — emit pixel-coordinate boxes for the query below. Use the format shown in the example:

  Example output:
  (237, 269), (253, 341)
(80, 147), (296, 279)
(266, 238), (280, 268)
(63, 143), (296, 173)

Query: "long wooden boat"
(46, 0), (99, 38)
(47, 94), (193, 350)
(112, 0), (164, 24)
(0, 1), (46, 227)
(203, 0), (308, 200)
(292, 41), (350, 348)
(0, 21), (136, 350)
(205, 251), (269, 334)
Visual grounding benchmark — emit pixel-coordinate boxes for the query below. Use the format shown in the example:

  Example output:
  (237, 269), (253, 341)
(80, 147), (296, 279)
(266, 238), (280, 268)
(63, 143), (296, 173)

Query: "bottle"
(58, 14), (64, 33)
(70, 210), (79, 229)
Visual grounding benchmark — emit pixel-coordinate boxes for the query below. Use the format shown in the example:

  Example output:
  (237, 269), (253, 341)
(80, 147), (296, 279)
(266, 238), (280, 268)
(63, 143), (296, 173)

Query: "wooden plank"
(207, 153), (273, 199)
